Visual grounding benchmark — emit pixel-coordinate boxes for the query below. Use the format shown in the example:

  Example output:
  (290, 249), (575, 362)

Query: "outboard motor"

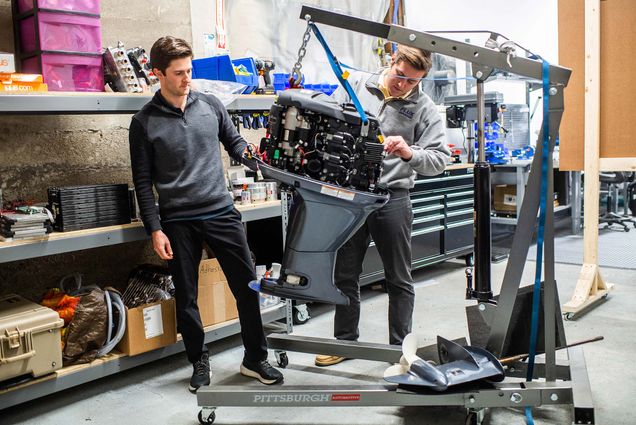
(251, 90), (388, 305)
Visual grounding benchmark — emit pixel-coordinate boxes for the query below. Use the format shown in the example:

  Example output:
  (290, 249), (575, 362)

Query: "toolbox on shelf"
(0, 294), (64, 384)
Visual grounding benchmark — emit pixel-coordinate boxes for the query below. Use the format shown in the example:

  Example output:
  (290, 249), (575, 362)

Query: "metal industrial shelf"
(0, 303), (289, 410)
(0, 200), (282, 263)
(0, 92), (287, 413)
(0, 92), (275, 114)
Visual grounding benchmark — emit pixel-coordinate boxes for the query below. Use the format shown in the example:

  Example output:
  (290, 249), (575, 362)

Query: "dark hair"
(149, 36), (193, 73)
(394, 45), (432, 76)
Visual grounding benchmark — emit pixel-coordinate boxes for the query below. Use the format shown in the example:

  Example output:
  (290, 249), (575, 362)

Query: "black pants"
(334, 189), (415, 345)
(162, 208), (267, 364)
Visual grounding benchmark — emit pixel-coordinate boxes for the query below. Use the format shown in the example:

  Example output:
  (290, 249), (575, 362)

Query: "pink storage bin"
(20, 12), (101, 54)
(22, 53), (104, 92)
(17, 0), (100, 15)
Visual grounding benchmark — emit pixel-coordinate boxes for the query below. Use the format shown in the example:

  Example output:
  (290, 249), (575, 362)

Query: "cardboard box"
(198, 259), (239, 327)
(0, 72), (48, 92)
(558, 0), (636, 170)
(0, 53), (15, 73)
(493, 185), (517, 213)
(117, 298), (177, 356)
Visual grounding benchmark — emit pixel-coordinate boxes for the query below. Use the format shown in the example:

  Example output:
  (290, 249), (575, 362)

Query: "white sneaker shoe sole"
(188, 371), (212, 393)
(240, 364), (282, 385)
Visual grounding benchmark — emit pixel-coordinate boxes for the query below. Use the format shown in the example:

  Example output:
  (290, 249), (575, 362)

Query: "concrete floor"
(3, 253), (636, 424)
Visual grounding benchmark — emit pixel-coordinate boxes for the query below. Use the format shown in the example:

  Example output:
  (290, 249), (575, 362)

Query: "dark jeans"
(162, 208), (267, 364)
(334, 189), (414, 345)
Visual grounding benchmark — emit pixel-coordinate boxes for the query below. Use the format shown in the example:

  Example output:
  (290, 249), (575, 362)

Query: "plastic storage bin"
(272, 72), (308, 92)
(21, 53), (104, 92)
(192, 55), (258, 94)
(231, 57), (258, 94)
(0, 294), (64, 383)
(272, 72), (287, 92)
(17, 0), (100, 15)
(19, 11), (102, 54)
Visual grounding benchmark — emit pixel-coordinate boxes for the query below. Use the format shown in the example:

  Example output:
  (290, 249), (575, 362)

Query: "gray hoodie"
(332, 69), (450, 189)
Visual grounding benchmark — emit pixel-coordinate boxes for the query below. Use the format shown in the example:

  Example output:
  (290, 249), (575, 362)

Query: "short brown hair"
(150, 36), (193, 73)
(394, 45), (432, 76)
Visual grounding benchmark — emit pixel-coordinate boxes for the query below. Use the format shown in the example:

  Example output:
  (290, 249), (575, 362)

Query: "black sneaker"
(189, 352), (211, 393)
(240, 358), (284, 385)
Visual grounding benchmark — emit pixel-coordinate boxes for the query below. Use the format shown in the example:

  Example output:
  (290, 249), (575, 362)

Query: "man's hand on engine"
(242, 146), (259, 171)
(384, 136), (413, 161)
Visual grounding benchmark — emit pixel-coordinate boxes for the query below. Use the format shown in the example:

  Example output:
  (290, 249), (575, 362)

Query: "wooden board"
(558, 0), (636, 171)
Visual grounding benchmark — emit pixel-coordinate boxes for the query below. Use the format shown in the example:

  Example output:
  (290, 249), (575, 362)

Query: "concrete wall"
(0, 1), (196, 299)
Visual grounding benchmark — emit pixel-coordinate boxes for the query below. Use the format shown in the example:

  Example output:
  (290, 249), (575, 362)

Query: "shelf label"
(143, 304), (164, 339)
(503, 194), (517, 206)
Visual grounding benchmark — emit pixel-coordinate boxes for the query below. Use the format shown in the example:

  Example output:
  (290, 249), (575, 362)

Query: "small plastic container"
(19, 11), (102, 54)
(17, 0), (101, 15)
(272, 73), (287, 92)
(265, 181), (277, 201)
(248, 182), (267, 203)
(21, 53), (104, 92)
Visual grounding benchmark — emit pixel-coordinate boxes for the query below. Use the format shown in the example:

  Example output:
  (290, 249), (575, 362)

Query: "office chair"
(598, 171), (635, 231)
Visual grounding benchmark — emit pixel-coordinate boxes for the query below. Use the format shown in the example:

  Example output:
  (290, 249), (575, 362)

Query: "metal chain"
(291, 21), (313, 85)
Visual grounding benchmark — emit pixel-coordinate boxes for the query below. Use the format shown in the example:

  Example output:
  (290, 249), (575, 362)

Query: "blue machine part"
(474, 121), (509, 164)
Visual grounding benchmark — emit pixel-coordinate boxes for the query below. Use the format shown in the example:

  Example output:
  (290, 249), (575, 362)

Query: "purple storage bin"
(17, 0), (100, 15)
(20, 12), (101, 54)
(22, 53), (104, 92)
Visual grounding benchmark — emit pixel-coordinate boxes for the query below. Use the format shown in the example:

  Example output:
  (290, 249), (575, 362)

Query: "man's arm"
(210, 95), (248, 162)
(129, 118), (161, 234)
(129, 118), (173, 260)
(403, 105), (450, 176)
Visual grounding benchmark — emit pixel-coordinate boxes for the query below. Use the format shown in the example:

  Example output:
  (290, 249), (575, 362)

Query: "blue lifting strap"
(525, 59), (551, 425)
(309, 23), (369, 124)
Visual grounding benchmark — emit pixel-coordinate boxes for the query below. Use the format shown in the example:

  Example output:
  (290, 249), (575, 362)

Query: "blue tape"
(525, 59), (551, 425)
(392, 0), (399, 53)
(309, 23), (368, 123)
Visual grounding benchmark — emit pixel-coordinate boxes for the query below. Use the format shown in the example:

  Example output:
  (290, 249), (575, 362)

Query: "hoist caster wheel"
(276, 352), (289, 368)
(198, 409), (216, 424)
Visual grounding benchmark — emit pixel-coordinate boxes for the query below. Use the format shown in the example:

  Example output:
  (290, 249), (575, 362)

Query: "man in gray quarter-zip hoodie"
(128, 36), (282, 391)
(316, 45), (450, 367)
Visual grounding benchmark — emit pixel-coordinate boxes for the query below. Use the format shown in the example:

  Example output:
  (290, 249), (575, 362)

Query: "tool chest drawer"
(360, 166), (474, 285)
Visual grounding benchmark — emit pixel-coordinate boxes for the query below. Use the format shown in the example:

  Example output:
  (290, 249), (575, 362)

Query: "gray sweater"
(129, 90), (246, 234)
(332, 69), (450, 189)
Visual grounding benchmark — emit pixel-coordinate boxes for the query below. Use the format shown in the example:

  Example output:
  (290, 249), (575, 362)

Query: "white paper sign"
(143, 304), (164, 339)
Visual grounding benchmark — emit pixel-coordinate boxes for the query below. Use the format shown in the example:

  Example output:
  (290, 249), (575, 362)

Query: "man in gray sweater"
(316, 45), (450, 366)
(129, 36), (282, 391)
